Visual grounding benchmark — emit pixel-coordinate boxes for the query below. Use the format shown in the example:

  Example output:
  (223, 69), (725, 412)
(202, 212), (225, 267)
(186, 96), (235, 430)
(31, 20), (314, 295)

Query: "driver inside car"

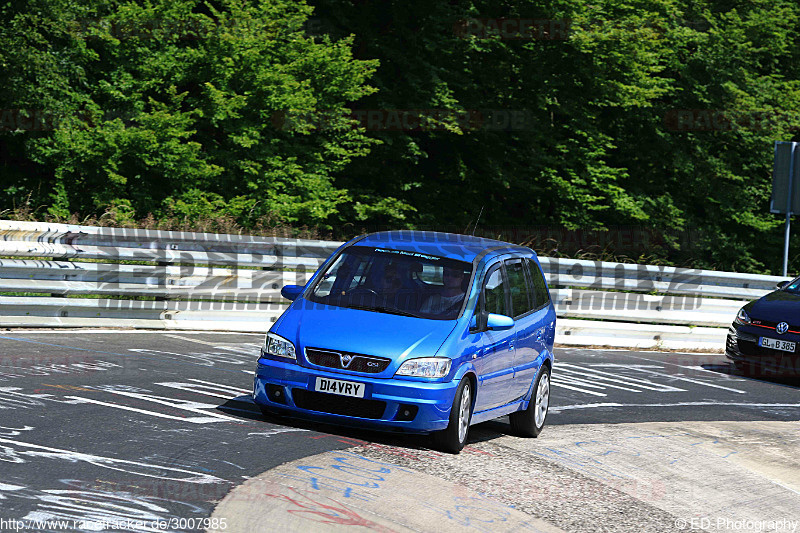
(420, 267), (468, 315)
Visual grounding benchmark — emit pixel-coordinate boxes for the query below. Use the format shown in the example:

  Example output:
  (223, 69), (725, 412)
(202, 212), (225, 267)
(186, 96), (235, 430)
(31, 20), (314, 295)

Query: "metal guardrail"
(1, 220), (788, 349)
(0, 220), (339, 269)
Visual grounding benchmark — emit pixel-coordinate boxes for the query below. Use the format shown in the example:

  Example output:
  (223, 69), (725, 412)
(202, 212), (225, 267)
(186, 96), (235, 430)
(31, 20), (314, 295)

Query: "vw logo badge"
(340, 354), (353, 368)
(776, 322), (789, 335)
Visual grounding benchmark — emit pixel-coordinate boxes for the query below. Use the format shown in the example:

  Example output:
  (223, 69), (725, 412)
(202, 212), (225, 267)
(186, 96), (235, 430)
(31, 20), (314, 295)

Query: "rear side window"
(505, 259), (533, 318)
(483, 266), (508, 316)
(526, 258), (550, 309)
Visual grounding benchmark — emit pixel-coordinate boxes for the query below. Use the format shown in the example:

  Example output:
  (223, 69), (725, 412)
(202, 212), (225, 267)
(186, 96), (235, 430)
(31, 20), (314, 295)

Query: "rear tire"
(432, 377), (473, 454)
(510, 365), (551, 438)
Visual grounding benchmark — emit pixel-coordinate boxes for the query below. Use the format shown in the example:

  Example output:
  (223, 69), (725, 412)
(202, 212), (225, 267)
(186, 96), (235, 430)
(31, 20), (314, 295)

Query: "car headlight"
(735, 307), (751, 325)
(264, 332), (296, 360)
(395, 357), (451, 378)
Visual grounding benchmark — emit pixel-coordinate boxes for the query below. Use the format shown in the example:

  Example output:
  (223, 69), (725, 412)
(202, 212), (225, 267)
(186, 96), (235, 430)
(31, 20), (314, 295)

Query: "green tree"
(1, 0), (380, 228)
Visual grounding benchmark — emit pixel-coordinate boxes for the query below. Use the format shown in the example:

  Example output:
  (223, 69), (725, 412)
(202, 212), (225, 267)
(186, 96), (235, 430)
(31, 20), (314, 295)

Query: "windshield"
(783, 277), (800, 293)
(306, 245), (473, 320)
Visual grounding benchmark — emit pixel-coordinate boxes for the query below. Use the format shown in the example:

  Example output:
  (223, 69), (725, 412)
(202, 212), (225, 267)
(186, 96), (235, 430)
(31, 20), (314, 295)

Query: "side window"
(526, 258), (550, 309)
(314, 255), (370, 297)
(482, 266), (508, 316)
(505, 259), (533, 318)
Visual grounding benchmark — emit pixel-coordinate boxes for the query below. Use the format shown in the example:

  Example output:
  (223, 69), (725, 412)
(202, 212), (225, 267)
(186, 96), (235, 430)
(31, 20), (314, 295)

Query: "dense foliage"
(2, 0), (800, 272)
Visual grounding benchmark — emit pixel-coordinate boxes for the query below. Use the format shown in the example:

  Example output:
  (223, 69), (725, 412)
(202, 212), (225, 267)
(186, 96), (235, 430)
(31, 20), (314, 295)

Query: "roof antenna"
(470, 205), (484, 236)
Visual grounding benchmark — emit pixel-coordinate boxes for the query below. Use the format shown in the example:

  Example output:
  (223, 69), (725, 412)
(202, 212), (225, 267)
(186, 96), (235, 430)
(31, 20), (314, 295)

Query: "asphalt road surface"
(0, 331), (797, 532)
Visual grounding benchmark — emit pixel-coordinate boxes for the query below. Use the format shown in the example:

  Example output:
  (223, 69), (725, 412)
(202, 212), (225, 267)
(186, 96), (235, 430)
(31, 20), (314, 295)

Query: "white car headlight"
(395, 357), (451, 378)
(264, 332), (296, 360)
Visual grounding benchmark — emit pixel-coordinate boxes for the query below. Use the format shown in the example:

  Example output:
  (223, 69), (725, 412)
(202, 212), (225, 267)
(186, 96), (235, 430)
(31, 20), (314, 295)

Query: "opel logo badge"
(340, 354), (353, 368)
(776, 322), (789, 335)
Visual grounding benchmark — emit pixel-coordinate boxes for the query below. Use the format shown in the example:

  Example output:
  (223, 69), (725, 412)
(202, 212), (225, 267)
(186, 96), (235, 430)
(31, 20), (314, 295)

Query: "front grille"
(292, 389), (386, 419)
(305, 348), (391, 374)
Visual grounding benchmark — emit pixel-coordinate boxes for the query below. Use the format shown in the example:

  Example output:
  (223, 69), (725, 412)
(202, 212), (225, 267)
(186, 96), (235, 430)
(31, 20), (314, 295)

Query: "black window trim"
(524, 257), (551, 312)
(480, 261), (511, 318)
(504, 257), (534, 319)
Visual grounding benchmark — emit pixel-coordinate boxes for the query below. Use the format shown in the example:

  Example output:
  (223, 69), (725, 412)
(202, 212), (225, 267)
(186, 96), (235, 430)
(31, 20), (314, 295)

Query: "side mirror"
(281, 284), (304, 301)
(777, 280), (790, 289)
(486, 313), (514, 331)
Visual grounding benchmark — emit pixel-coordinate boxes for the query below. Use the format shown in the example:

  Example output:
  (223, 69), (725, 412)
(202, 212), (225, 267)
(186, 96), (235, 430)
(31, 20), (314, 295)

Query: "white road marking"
(164, 334), (228, 346)
(163, 334), (259, 353)
(550, 402), (623, 412)
(558, 363), (686, 392)
(679, 365), (746, 381)
(555, 373), (643, 392)
(0, 437), (224, 483)
(0, 330), (261, 335)
(247, 428), (310, 437)
(155, 379), (251, 400)
(590, 364), (664, 368)
(64, 396), (233, 424)
(622, 366), (747, 394)
(551, 401), (800, 412)
(188, 378), (252, 394)
(550, 380), (608, 396)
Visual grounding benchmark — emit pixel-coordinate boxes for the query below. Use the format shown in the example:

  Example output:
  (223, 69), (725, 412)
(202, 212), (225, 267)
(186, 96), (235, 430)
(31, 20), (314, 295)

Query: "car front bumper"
(252, 357), (461, 433)
(725, 324), (800, 375)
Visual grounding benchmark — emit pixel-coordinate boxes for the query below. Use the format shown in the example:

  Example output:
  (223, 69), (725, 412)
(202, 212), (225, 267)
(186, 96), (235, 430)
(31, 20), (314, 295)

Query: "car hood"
(276, 300), (459, 360)
(749, 290), (800, 323)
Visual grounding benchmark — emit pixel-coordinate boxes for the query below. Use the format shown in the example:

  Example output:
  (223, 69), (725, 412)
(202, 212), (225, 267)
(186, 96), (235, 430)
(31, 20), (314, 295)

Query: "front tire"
(433, 377), (473, 454)
(510, 365), (550, 437)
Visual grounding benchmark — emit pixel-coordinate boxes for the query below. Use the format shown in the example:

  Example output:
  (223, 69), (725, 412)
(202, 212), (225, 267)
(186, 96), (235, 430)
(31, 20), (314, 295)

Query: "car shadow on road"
(702, 363), (800, 388)
(215, 396), (517, 453)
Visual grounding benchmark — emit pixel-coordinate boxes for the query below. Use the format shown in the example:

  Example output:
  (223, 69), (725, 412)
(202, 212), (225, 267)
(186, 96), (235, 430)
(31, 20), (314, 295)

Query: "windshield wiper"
(345, 304), (422, 318)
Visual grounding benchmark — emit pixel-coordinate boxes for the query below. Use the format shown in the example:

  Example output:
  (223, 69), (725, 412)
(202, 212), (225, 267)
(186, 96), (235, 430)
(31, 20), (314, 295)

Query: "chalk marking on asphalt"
(247, 428), (310, 437)
(188, 378), (252, 394)
(79, 388), (243, 421)
(0, 336), (250, 375)
(620, 366), (747, 394)
(164, 334), (229, 346)
(0, 437), (225, 483)
(163, 334), (257, 353)
(155, 379), (252, 400)
(63, 396), (234, 424)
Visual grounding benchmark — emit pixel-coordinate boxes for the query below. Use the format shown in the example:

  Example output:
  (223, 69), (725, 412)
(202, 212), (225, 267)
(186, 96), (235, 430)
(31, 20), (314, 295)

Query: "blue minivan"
(253, 231), (556, 453)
